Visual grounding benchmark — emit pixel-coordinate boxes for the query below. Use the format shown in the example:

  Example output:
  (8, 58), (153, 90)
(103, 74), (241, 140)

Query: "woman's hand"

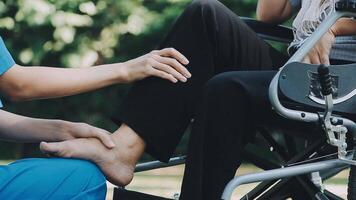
(120, 48), (191, 83)
(302, 29), (336, 65)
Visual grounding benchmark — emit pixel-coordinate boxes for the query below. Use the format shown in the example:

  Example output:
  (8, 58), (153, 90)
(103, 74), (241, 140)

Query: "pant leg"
(180, 71), (277, 200)
(113, 0), (288, 162)
(0, 158), (107, 200)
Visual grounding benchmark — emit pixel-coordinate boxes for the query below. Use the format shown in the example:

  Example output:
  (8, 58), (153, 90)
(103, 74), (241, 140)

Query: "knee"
(69, 159), (106, 185)
(48, 159), (106, 190)
(190, 0), (220, 9)
(187, 0), (223, 18)
(2, 158), (107, 199)
(70, 160), (107, 198)
(204, 72), (246, 98)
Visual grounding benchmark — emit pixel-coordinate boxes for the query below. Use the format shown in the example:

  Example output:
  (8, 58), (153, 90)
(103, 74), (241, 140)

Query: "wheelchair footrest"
(113, 187), (173, 200)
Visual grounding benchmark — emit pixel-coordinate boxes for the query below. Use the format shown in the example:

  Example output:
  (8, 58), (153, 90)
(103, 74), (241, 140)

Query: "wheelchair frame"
(222, 9), (356, 200)
(114, 6), (356, 200)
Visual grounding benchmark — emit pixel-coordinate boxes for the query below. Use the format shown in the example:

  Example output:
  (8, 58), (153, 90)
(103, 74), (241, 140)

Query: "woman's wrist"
(330, 18), (356, 37)
(330, 18), (348, 37)
(330, 24), (339, 37)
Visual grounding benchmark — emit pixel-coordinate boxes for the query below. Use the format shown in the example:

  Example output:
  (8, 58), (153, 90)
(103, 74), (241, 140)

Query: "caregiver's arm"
(0, 48), (190, 101)
(0, 109), (114, 147)
(257, 0), (295, 24)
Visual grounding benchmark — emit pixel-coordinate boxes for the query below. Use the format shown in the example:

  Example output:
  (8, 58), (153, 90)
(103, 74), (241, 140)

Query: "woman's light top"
(289, 0), (356, 62)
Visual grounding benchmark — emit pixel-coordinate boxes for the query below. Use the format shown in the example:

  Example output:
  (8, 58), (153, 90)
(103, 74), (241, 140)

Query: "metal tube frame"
(134, 156), (186, 173)
(222, 156), (352, 199)
(222, 11), (356, 200)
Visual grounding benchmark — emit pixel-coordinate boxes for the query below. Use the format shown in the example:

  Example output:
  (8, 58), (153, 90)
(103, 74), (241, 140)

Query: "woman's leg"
(0, 158), (106, 200)
(112, 0), (286, 162)
(180, 71), (277, 200)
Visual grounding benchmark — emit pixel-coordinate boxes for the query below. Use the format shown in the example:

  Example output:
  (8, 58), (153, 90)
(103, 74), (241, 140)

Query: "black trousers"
(113, 0), (287, 199)
(180, 70), (280, 200)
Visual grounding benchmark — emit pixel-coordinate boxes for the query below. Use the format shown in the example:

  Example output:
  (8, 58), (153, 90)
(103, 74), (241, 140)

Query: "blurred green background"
(0, 0), (259, 160)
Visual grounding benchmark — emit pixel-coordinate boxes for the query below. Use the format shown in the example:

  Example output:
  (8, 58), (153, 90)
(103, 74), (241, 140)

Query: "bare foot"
(40, 124), (145, 186)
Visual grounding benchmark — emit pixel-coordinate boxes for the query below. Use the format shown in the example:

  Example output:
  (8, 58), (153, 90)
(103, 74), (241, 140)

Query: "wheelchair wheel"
(348, 147), (356, 200)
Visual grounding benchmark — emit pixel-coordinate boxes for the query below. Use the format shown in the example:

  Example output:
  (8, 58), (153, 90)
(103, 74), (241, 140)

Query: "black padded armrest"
(279, 62), (356, 118)
(336, 0), (356, 12)
(241, 17), (294, 43)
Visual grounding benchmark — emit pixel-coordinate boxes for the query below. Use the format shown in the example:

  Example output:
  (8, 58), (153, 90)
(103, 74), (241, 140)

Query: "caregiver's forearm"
(0, 109), (76, 142)
(331, 18), (356, 37)
(257, 0), (294, 24)
(0, 63), (125, 101)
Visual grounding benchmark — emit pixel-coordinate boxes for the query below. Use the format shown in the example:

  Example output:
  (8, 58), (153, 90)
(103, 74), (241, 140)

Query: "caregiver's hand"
(61, 122), (115, 149)
(302, 29), (336, 65)
(0, 109), (114, 148)
(120, 48), (191, 83)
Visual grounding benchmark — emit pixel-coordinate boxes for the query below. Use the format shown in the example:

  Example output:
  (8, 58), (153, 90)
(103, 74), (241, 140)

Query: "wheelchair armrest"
(240, 17), (294, 43)
(336, 0), (356, 12)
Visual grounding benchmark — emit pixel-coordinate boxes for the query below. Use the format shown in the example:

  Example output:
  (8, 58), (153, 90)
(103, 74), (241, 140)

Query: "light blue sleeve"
(0, 36), (15, 108)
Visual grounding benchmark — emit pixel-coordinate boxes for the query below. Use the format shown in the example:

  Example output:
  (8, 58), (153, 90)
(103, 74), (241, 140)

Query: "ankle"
(111, 124), (146, 164)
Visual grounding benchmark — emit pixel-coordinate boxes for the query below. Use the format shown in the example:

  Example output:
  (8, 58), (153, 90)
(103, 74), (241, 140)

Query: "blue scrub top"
(0, 36), (15, 108)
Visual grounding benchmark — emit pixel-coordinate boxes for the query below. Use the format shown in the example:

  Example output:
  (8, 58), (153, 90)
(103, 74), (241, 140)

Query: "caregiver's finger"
(154, 48), (189, 65)
(155, 55), (191, 78)
(150, 68), (178, 83)
(90, 127), (116, 149)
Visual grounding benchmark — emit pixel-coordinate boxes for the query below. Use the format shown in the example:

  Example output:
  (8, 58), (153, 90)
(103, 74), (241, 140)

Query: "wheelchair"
(114, 1), (356, 199)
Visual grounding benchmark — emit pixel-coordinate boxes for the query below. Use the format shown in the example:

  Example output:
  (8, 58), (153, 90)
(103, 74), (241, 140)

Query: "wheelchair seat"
(279, 62), (356, 119)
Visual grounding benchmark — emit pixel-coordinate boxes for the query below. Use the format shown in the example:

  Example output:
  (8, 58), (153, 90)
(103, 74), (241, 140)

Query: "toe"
(40, 141), (72, 158)
(40, 142), (58, 153)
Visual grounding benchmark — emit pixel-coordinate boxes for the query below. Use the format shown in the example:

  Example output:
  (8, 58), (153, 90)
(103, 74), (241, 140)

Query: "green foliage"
(0, 0), (259, 159)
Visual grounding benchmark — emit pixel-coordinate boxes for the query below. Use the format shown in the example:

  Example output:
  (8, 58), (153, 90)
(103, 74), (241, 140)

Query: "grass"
(107, 163), (349, 200)
(0, 160), (349, 199)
